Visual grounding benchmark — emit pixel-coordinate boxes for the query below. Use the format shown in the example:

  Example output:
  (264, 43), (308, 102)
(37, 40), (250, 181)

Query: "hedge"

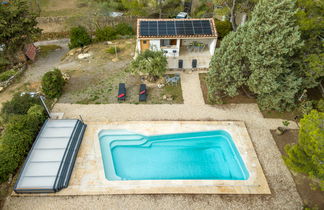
(0, 105), (46, 182)
(1, 93), (41, 121)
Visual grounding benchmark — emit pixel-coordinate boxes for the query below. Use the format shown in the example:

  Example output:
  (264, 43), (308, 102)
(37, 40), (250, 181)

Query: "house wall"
(150, 39), (180, 57)
(209, 39), (217, 55)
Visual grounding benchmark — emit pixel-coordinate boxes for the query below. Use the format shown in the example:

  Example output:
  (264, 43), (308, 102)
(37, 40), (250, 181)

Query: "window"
(143, 40), (147, 44)
(161, 39), (177, 47)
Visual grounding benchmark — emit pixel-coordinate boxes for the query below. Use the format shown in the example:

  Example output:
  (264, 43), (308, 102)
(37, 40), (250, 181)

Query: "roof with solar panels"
(137, 18), (217, 39)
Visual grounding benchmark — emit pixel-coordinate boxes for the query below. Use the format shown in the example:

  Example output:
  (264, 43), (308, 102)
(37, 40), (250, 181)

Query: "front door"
(140, 40), (150, 52)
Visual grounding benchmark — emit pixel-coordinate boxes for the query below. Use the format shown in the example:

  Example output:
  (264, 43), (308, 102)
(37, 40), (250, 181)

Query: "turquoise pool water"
(98, 130), (249, 181)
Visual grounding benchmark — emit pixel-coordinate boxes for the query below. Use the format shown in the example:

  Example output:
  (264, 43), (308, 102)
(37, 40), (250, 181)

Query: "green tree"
(95, 26), (117, 42)
(41, 69), (65, 99)
(284, 110), (324, 189)
(206, 28), (247, 103)
(68, 26), (92, 49)
(121, 0), (148, 16)
(0, 105), (46, 182)
(127, 50), (167, 81)
(213, 0), (259, 30)
(214, 19), (232, 39)
(295, 0), (324, 91)
(0, 0), (41, 62)
(208, 0), (304, 111)
(1, 93), (41, 120)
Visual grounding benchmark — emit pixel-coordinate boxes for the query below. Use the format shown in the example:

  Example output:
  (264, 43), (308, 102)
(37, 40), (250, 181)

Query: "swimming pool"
(99, 129), (249, 181)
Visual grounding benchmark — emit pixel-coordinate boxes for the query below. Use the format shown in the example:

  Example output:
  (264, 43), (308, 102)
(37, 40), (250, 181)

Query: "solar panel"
(139, 19), (213, 37)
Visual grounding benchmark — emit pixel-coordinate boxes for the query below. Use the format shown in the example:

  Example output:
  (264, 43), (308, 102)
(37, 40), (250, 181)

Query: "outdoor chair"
(178, 59), (183, 69)
(117, 83), (126, 101)
(192, 59), (197, 68)
(165, 74), (180, 85)
(139, 84), (147, 102)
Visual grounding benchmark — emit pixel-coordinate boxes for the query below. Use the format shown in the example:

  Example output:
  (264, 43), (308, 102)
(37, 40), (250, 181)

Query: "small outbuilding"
(135, 18), (218, 69)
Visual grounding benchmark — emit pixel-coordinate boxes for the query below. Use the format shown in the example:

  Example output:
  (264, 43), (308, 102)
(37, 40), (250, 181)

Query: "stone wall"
(37, 16), (138, 33)
(0, 64), (26, 92)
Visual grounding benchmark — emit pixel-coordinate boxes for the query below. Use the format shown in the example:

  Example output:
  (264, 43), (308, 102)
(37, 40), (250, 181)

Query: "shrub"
(0, 105), (46, 182)
(68, 26), (92, 49)
(214, 19), (232, 39)
(95, 26), (117, 42)
(284, 110), (324, 186)
(0, 69), (16, 82)
(127, 50), (167, 81)
(41, 68), (65, 99)
(106, 46), (120, 54)
(114, 23), (134, 36)
(0, 55), (10, 71)
(1, 93), (40, 118)
(316, 99), (324, 112)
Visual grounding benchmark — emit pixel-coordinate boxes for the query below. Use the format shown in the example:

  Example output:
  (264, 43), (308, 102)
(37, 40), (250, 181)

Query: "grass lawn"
(271, 129), (324, 209)
(38, 45), (62, 57)
(58, 39), (183, 104)
(60, 70), (183, 104)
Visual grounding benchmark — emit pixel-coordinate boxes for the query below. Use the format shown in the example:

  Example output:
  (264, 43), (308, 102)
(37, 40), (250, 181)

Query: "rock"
(77, 53), (91, 60)
(157, 83), (165, 88)
(0, 87), (4, 92)
(8, 174), (12, 184)
(106, 41), (113, 45)
(275, 127), (287, 135)
(166, 96), (173, 101)
(112, 57), (119, 62)
(62, 73), (70, 81)
(163, 94), (173, 101)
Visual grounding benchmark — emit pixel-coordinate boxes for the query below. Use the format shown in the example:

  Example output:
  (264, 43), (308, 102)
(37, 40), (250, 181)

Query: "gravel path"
(0, 39), (69, 106)
(2, 50), (303, 210)
(181, 72), (205, 105)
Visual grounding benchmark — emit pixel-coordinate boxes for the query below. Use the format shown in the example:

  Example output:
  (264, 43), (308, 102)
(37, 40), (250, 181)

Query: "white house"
(136, 18), (218, 69)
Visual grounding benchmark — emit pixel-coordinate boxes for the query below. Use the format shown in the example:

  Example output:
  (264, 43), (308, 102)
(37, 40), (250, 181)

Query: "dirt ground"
(59, 40), (183, 104)
(199, 73), (257, 105)
(271, 129), (324, 209)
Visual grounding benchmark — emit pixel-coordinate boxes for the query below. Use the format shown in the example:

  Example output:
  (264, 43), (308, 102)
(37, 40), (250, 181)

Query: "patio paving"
(3, 71), (303, 210)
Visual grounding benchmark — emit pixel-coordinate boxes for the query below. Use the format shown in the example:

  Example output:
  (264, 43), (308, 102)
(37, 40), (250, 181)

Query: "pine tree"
(0, 0), (41, 61)
(243, 0), (303, 111)
(284, 110), (324, 189)
(206, 27), (247, 103)
(207, 0), (304, 111)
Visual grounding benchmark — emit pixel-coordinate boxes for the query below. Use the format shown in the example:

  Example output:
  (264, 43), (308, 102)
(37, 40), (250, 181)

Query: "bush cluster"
(68, 26), (92, 49)
(1, 93), (41, 120)
(214, 19), (232, 39)
(41, 68), (65, 99)
(106, 46), (120, 54)
(0, 69), (16, 82)
(95, 23), (134, 42)
(0, 101), (46, 182)
(95, 26), (117, 42)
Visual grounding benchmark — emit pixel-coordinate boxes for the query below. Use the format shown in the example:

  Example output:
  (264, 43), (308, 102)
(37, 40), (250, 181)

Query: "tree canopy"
(0, 0), (41, 61)
(127, 50), (167, 81)
(207, 0), (304, 111)
(284, 110), (324, 190)
(295, 0), (324, 91)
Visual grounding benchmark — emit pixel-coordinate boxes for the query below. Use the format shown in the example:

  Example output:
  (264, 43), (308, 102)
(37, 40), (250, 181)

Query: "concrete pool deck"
(4, 71), (303, 209)
(13, 121), (270, 195)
